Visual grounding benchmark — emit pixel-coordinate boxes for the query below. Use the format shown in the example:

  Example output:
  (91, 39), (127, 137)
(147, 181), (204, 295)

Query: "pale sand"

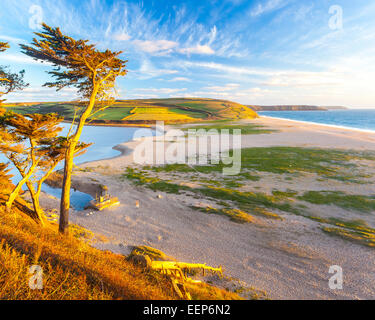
(41, 116), (375, 300)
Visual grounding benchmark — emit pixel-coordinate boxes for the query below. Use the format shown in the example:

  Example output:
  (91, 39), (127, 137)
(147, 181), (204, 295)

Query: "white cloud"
(207, 26), (217, 46)
(6, 86), (78, 102)
(135, 59), (178, 79)
(178, 44), (215, 55)
(134, 87), (187, 95)
(0, 35), (25, 43)
(132, 39), (178, 54)
(113, 32), (131, 41)
(125, 93), (160, 99)
(127, 87), (188, 99)
(167, 77), (191, 82)
(250, 0), (285, 17)
(0, 54), (43, 65)
(190, 86), (273, 102)
(174, 61), (276, 76)
(203, 83), (240, 91)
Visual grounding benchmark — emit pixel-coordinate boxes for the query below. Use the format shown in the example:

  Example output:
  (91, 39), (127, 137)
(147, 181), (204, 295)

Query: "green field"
(4, 98), (258, 124)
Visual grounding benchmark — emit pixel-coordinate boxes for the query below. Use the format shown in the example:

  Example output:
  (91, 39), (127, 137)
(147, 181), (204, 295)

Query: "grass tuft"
(192, 206), (255, 224)
(299, 191), (375, 213)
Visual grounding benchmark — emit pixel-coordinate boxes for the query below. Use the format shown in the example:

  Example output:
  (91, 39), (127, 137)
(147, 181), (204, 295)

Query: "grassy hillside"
(0, 147), (239, 300)
(4, 98), (258, 124)
(0, 206), (240, 300)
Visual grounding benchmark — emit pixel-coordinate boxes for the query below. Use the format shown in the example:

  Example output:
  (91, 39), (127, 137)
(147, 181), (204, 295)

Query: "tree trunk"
(5, 165), (36, 213)
(59, 143), (75, 234)
(59, 84), (99, 234)
(26, 181), (45, 226)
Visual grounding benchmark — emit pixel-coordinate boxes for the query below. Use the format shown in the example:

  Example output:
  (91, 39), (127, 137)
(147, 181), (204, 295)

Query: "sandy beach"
(41, 116), (375, 300)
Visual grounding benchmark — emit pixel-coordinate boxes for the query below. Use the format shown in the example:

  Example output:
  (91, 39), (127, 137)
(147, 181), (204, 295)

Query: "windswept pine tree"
(0, 42), (28, 105)
(21, 24), (128, 233)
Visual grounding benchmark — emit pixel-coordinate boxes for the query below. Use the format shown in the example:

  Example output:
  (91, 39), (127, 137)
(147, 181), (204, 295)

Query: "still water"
(1, 124), (148, 210)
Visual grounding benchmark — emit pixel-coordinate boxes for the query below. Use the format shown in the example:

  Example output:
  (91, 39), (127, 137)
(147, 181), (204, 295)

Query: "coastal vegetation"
(133, 147), (375, 184)
(182, 121), (276, 135)
(122, 146), (375, 249)
(299, 191), (375, 213)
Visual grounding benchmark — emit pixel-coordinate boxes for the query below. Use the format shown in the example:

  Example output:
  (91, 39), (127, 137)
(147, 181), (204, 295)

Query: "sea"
(258, 109), (375, 133)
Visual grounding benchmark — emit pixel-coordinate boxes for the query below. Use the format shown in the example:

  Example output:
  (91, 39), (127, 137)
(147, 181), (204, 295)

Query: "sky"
(0, 0), (375, 108)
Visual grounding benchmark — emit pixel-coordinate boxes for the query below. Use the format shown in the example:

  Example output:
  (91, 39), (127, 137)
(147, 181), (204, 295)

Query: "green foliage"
(196, 186), (291, 217)
(238, 147), (375, 183)
(124, 168), (189, 194)
(299, 191), (375, 213)
(124, 168), (286, 219)
(184, 122), (276, 135)
(0, 42), (29, 105)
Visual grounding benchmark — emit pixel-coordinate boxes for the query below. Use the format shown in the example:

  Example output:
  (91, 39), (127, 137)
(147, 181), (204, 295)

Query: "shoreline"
(78, 116), (375, 171)
(78, 115), (375, 170)
(40, 116), (375, 300)
(259, 115), (375, 134)
(62, 120), (152, 129)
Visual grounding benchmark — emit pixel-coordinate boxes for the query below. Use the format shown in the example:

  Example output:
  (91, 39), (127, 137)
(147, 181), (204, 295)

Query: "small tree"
(0, 111), (62, 219)
(21, 24), (128, 233)
(26, 136), (90, 224)
(0, 110), (90, 223)
(0, 42), (28, 105)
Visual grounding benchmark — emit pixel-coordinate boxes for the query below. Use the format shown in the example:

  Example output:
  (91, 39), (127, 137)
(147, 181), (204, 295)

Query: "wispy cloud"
(134, 87), (187, 94)
(0, 34), (25, 43)
(250, 0), (287, 17)
(132, 40), (178, 54)
(1, 0), (375, 107)
(167, 77), (191, 82)
(6, 86), (78, 102)
(178, 44), (215, 55)
(134, 59), (178, 79)
(113, 32), (131, 41)
(203, 83), (240, 91)
(0, 53), (47, 65)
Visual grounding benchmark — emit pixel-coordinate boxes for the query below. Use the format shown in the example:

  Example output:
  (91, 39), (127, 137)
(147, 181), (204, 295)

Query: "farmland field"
(3, 98), (258, 124)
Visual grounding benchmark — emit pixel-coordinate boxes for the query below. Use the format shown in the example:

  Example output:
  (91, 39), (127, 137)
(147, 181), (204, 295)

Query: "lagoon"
(1, 124), (148, 210)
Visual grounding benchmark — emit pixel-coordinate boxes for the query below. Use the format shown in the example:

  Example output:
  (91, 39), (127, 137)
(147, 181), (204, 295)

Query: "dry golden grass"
(0, 206), (240, 300)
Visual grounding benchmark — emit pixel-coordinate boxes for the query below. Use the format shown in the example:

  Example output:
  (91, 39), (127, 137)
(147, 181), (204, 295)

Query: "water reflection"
(1, 124), (150, 210)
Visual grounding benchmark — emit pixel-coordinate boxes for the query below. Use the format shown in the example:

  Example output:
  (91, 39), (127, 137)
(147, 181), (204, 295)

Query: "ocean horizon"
(258, 109), (375, 133)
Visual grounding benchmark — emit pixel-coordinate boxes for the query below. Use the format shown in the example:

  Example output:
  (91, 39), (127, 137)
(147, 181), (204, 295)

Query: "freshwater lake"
(1, 124), (148, 210)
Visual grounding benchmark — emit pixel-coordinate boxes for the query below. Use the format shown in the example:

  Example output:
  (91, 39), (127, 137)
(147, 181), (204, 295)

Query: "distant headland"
(247, 105), (347, 111)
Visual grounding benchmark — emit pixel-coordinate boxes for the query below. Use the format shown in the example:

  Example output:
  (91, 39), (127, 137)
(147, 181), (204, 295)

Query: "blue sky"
(1, 0), (375, 107)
